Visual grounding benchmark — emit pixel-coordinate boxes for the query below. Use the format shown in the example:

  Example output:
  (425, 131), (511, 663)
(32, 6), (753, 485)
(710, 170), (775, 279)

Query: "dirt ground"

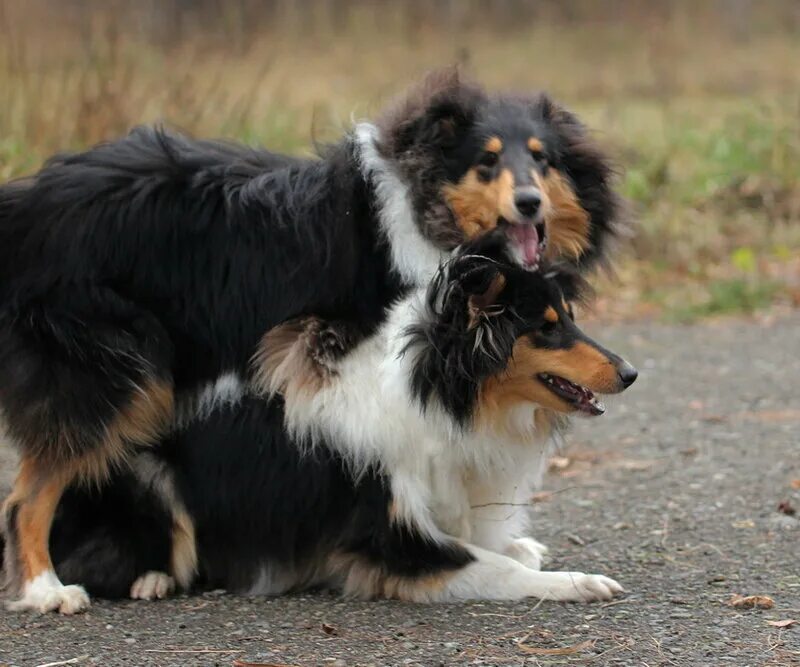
(1, 314), (799, 666)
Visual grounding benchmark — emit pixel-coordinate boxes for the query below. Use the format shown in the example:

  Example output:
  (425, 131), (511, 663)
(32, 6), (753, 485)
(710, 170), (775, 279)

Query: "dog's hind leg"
(128, 452), (198, 595)
(0, 294), (175, 613)
(2, 459), (89, 614)
(3, 375), (173, 613)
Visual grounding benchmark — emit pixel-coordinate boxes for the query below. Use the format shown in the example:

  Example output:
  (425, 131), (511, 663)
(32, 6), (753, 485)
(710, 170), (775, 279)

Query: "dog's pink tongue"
(509, 224), (540, 267)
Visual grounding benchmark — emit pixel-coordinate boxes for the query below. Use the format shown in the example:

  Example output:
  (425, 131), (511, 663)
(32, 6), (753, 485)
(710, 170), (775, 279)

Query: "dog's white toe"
(543, 572), (624, 602)
(130, 571), (175, 600)
(504, 537), (549, 570)
(7, 571), (90, 614)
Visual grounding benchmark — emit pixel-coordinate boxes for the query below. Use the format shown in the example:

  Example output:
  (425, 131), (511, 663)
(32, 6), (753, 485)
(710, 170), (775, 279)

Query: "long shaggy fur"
(0, 70), (630, 611)
(45, 236), (635, 605)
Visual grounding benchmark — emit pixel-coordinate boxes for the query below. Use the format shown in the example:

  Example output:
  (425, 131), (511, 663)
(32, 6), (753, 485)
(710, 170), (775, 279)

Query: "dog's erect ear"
(376, 69), (484, 157)
(392, 97), (475, 156)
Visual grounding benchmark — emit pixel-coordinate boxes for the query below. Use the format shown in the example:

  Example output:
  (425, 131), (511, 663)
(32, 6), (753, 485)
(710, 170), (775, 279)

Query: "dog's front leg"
(437, 544), (622, 602)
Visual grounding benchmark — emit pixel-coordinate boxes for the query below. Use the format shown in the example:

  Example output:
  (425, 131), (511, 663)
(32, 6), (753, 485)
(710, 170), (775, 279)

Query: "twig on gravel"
(35, 657), (89, 667)
(600, 598), (632, 608)
(517, 638), (596, 655)
(467, 611), (527, 618)
(660, 514), (670, 549)
(469, 484), (608, 509)
(680, 541), (732, 561)
(649, 636), (679, 667)
(577, 636), (635, 662)
(143, 649), (242, 654)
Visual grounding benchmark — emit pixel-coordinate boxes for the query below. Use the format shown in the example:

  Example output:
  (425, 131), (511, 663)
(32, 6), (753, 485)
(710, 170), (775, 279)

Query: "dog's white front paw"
(7, 571), (90, 614)
(542, 572), (624, 602)
(130, 571), (175, 600)
(504, 537), (549, 570)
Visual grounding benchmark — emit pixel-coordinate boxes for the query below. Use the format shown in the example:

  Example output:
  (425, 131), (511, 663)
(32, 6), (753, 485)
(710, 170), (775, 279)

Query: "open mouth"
(504, 220), (547, 270)
(537, 373), (605, 416)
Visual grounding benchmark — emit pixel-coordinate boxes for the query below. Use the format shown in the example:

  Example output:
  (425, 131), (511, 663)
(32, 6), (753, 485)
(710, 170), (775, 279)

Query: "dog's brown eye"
(479, 152), (499, 168)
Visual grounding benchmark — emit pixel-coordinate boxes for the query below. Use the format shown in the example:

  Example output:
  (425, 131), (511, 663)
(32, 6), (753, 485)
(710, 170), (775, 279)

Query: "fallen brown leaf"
(518, 639), (595, 655)
(729, 594), (774, 609)
(531, 491), (553, 503)
(321, 622), (339, 636)
(617, 459), (655, 471)
(548, 456), (571, 471)
(739, 409), (800, 423)
(791, 479), (800, 490)
(701, 414), (726, 424)
(767, 619), (798, 628)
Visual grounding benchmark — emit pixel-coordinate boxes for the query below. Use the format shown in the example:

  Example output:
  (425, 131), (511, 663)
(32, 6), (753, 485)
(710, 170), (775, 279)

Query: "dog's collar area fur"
(355, 122), (449, 286)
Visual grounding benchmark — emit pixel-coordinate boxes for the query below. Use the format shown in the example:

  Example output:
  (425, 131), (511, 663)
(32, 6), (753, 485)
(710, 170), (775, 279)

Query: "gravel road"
(1, 314), (799, 666)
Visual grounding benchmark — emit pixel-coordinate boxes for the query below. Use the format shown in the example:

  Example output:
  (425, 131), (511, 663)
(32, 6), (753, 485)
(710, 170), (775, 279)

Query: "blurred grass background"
(1, 0), (798, 320)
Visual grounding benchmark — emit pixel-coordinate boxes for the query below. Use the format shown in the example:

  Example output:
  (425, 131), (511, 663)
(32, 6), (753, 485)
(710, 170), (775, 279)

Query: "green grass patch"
(661, 278), (781, 323)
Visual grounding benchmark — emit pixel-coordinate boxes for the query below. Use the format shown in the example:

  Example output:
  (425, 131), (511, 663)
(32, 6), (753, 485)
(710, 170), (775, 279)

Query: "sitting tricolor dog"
(39, 234), (637, 609)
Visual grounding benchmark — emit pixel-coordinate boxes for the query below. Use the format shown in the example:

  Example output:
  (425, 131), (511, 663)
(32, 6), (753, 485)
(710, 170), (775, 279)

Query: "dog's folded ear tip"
(466, 272), (507, 326)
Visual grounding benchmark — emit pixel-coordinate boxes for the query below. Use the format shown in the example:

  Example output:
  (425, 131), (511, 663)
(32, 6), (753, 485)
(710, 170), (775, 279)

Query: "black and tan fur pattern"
(40, 234), (637, 607)
(0, 70), (629, 612)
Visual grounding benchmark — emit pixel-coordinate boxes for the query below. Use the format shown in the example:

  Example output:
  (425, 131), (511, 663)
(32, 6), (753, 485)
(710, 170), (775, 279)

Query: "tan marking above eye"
(528, 137), (544, 153)
(484, 136), (503, 153)
(543, 306), (558, 323)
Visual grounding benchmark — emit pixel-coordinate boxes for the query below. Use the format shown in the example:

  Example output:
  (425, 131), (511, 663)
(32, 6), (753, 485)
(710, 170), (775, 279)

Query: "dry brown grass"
(1, 0), (799, 318)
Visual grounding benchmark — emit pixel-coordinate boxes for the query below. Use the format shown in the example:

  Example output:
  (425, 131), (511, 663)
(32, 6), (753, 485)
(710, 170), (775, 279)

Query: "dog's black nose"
(617, 361), (638, 388)
(514, 189), (541, 219)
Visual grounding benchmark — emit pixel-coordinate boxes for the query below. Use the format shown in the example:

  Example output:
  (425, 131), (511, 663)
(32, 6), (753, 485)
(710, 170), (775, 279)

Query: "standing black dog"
(0, 69), (625, 613)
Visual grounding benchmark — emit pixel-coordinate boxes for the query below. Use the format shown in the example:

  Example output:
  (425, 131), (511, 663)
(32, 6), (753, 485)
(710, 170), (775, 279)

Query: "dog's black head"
(406, 232), (637, 432)
(375, 69), (625, 272)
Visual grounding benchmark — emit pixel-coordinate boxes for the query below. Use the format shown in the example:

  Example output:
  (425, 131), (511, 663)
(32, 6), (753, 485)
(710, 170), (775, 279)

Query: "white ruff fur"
(273, 291), (623, 601)
(355, 123), (448, 286)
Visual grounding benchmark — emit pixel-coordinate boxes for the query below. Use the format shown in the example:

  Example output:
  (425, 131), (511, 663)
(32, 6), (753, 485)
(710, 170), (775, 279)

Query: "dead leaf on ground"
(548, 456), (571, 471)
(321, 622), (339, 636)
(738, 409), (800, 423)
(767, 619), (798, 628)
(702, 414), (726, 424)
(729, 594), (775, 609)
(617, 459), (655, 471)
(518, 639), (596, 655)
(778, 500), (796, 516)
(791, 479), (800, 490)
(531, 491), (553, 503)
